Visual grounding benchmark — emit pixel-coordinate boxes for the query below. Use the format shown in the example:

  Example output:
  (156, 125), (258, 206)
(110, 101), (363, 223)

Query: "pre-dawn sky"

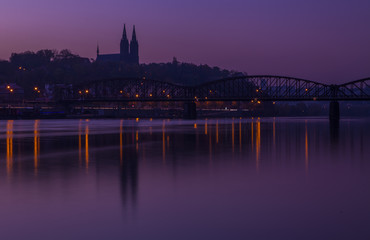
(1, 0), (369, 83)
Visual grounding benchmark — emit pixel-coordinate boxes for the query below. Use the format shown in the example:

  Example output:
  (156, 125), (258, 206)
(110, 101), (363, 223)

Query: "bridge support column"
(183, 101), (197, 119)
(329, 101), (340, 122)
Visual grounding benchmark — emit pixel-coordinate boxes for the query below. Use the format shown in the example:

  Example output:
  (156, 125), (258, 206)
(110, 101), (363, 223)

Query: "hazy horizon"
(1, 0), (370, 84)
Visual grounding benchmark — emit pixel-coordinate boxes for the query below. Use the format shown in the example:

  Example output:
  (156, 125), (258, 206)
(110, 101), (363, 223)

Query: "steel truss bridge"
(61, 75), (370, 102)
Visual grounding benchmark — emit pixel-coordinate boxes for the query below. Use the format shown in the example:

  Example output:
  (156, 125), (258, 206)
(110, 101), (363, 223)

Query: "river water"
(0, 118), (369, 240)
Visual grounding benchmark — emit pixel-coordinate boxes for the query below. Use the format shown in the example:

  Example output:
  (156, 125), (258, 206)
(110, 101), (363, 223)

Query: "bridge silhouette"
(63, 75), (370, 101)
(60, 75), (370, 119)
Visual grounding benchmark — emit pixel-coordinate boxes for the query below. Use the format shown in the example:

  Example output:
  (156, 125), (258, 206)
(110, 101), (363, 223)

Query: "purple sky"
(1, 0), (369, 84)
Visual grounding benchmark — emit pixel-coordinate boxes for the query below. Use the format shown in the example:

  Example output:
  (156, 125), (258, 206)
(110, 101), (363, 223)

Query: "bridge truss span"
(195, 75), (331, 101)
(337, 78), (370, 100)
(69, 78), (193, 101)
(61, 75), (370, 102)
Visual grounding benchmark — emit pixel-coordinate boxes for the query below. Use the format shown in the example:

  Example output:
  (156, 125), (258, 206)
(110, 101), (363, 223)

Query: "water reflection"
(1, 118), (370, 240)
(34, 120), (40, 173)
(209, 122), (213, 164)
(330, 119), (340, 147)
(232, 119), (235, 153)
(85, 123), (89, 170)
(120, 120), (123, 165)
(251, 121), (254, 150)
(273, 118), (276, 148)
(135, 130), (139, 152)
(205, 119), (208, 135)
(162, 120), (166, 163)
(256, 120), (261, 171)
(239, 118), (242, 153)
(120, 136), (138, 211)
(6, 120), (13, 174)
(305, 121), (309, 174)
(0, 118), (350, 185)
(78, 120), (82, 166)
(216, 120), (219, 144)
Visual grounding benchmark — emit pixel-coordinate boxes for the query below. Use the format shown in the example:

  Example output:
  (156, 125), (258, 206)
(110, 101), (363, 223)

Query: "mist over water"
(0, 118), (369, 240)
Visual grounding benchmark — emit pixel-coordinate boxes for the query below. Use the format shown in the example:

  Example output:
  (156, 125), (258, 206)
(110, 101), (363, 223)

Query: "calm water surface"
(0, 118), (370, 240)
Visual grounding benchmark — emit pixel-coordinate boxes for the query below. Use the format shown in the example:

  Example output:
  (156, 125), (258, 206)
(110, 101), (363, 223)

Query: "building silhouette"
(96, 25), (139, 64)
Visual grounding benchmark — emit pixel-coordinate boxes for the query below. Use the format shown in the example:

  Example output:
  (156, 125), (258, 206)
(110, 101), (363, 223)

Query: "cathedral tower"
(129, 25), (139, 64)
(120, 24), (130, 63)
(96, 25), (139, 64)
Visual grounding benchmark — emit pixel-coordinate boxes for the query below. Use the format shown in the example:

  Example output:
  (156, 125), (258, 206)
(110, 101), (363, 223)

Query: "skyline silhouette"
(1, 0), (370, 84)
(96, 24), (139, 64)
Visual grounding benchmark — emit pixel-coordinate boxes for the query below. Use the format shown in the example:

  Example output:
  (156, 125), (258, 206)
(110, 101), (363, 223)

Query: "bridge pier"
(183, 101), (197, 119)
(329, 101), (340, 122)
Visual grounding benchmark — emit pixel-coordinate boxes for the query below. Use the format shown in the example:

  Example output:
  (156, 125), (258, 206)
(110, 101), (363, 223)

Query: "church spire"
(130, 25), (139, 64)
(122, 24), (128, 40)
(132, 25), (137, 41)
(120, 24), (129, 63)
(96, 43), (100, 56)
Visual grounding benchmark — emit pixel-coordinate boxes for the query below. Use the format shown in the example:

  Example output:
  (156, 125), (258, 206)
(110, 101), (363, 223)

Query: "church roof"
(96, 54), (120, 62)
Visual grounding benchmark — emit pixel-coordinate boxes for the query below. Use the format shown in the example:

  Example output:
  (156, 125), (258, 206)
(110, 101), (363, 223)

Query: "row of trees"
(0, 49), (242, 98)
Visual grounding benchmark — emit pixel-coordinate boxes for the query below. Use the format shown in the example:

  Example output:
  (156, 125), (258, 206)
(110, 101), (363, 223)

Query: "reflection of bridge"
(60, 75), (370, 119)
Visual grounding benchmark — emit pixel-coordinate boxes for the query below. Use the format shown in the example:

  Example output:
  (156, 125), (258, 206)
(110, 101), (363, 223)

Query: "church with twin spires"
(96, 24), (139, 64)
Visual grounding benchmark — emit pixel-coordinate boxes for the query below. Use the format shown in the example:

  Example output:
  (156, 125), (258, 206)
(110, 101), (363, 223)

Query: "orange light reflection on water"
(34, 120), (40, 173)
(136, 130), (139, 151)
(205, 119), (208, 135)
(232, 119), (235, 153)
(239, 119), (242, 153)
(305, 122), (309, 174)
(256, 121), (261, 172)
(162, 120), (166, 164)
(78, 120), (82, 166)
(209, 123), (213, 164)
(85, 124), (89, 170)
(6, 120), (14, 175)
(120, 120), (123, 165)
(216, 120), (219, 144)
(273, 118), (276, 148)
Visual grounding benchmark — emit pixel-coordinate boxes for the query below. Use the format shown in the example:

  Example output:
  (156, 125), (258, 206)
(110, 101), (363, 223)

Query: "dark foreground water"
(0, 118), (370, 240)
